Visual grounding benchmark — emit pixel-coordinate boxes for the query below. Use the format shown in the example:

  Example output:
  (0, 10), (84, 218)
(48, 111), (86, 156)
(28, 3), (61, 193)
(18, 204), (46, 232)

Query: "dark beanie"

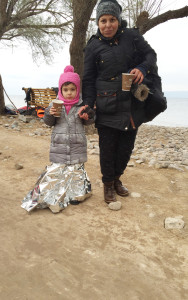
(96, 0), (122, 24)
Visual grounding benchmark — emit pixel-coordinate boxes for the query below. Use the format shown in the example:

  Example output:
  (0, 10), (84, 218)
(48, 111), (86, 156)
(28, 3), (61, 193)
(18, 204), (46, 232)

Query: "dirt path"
(0, 117), (188, 300)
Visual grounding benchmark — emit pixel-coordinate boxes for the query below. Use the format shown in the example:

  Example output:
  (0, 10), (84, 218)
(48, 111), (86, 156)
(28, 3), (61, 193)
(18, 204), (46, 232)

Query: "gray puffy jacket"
(43, 99), (94, 165)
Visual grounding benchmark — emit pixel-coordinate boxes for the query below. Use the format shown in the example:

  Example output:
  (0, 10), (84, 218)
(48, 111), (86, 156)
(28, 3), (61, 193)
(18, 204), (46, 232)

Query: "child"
(21, 65), (95, 213)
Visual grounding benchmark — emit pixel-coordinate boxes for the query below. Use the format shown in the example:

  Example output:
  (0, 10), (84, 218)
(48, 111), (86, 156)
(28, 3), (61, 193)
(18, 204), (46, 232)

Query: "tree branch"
(12, 20), (73, 30)
(139, 6), (188, 34)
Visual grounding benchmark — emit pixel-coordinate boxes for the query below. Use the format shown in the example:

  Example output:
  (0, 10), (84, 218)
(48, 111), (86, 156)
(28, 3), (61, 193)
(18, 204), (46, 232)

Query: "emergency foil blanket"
(21, 163), (92, 213)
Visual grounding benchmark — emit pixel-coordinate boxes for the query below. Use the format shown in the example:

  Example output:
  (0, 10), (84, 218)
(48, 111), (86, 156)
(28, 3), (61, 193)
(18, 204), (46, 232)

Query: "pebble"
(15, 163), (24, 170)
(108, 201), (122, 211)
(130, 192), (141, 198)
(164, 217), (185, 229)
(149, 212), (156, 218)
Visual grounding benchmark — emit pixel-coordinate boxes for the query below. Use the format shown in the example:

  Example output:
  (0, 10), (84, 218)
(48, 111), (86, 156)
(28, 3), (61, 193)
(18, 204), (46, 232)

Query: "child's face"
(61, 83), (77, 100)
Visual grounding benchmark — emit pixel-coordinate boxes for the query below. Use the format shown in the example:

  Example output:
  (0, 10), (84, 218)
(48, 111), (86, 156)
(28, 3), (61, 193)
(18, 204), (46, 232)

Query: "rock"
(18, 115), (33, 123)
(87, 143), (94, 149)
(164, 217), (185, 229)
(130, 192), (141, 198)
(168, 164), (184, 172)
(130, 124), (188, 171)
(11, 121), (19, 129)
(149, 213), (156, 218)
(108, 201), (122, 211)
(88, 148), (99, 155)
(33, 129), (45, 136)
(182, 159), (188, 166)
(136, 159), (144, 164)
(15, 163), (24, 170)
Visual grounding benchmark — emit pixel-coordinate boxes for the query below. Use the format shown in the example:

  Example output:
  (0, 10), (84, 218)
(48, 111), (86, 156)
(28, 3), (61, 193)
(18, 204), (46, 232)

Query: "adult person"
(82, 0), (167, 204)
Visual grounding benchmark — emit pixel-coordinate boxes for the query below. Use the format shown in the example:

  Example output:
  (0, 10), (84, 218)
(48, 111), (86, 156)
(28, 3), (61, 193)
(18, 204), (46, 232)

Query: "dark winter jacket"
(82, 25), (167, 130)
(43, 99), (94, 164)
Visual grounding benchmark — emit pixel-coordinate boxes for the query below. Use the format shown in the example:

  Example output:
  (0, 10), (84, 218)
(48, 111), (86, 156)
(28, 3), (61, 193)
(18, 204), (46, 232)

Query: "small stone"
(130, 192), (141, 198)
(108, 201), (122, 211)
(136, 159), (144, 164)
(164, 217), (185, 229)
(168, 164), (184, 171)
(88, 149), (99, 155)
(11, 121), (19, 129)
(149, 212), (156, 218)
(15, 163), (23, 170)
(18, 115), (33, 123)
(34, 129), (45, 136)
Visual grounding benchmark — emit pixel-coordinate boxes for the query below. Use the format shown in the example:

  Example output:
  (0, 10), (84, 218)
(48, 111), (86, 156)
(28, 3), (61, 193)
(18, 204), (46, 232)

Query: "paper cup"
(52, 100), (63, 117)
(122, 73), (135, 91)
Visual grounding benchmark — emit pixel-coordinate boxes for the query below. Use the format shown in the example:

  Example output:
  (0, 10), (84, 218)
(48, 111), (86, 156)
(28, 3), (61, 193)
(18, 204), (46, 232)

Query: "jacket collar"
(96, 25), (125, 45)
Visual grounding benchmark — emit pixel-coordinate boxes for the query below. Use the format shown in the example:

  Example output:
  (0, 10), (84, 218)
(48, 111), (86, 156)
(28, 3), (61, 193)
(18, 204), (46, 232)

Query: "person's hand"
(78, 105), (95, 120)
(130, 68), (144, 84)
(78, 105), (89, 120)
(50, 107), (59, 116)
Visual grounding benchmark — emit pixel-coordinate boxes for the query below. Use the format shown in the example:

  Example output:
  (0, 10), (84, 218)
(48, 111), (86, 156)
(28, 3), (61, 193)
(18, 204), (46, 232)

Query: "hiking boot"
(114, 177), (129, 197)
(104, 181), (116, 203)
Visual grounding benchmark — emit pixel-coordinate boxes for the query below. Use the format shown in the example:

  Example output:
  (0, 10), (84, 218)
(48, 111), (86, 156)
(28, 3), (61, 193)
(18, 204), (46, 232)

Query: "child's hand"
(78, 105), (89, 120)
(50, 107), (58, 116)
(78, 105), (95, 120)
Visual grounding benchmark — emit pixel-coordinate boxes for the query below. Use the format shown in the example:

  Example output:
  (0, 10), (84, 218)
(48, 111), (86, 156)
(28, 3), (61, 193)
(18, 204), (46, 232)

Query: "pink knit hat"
(58, 65), (80, 103)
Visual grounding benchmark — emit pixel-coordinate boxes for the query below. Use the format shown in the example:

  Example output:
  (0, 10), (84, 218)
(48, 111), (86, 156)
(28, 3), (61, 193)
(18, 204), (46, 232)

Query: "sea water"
(4, 94), (188, 128)
(148, 98), (188, 128)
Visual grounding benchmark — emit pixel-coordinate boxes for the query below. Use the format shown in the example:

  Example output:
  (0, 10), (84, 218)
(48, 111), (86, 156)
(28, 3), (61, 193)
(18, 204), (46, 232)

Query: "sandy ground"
(0, 116), (188, 300)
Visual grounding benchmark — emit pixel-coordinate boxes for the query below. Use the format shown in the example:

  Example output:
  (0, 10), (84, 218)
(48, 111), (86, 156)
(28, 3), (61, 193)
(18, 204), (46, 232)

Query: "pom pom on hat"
(64, 65), (74, 73)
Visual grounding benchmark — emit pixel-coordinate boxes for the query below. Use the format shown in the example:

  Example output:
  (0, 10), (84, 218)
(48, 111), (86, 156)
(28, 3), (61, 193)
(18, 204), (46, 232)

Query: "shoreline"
(4, 94), (188, 129)
(144, 123), (188, 129)
(0, 115), (188, 172)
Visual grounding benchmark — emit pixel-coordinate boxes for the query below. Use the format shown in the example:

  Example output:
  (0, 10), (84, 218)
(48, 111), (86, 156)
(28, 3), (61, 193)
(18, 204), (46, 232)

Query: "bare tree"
(0, 0), (74, 61)
(0, 0), (74, 112)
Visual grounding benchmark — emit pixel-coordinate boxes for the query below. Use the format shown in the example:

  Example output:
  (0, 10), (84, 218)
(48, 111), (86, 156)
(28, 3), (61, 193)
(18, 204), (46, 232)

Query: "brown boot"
(104, 181), (116, 203)
(114, 177), (129, 197)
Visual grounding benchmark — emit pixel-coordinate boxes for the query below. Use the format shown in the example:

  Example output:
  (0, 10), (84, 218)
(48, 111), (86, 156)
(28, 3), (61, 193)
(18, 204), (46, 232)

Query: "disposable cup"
(52, 100), (63, 117)
(122, 73), (135, 91)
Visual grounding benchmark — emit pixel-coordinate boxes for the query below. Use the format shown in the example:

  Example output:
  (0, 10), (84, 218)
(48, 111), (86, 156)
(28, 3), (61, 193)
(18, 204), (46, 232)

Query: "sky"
(0, 0), (188, 101)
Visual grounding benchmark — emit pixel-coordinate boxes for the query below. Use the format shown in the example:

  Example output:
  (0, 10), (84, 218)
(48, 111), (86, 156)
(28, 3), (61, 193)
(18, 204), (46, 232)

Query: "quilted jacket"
(82, 25), (167, 130)
(43, 99), (94, 164)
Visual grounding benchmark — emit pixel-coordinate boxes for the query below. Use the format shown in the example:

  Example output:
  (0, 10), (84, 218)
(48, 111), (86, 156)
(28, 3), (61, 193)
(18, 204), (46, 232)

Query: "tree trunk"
(70, 0), (97, 82)
(0, 75), (5, 115)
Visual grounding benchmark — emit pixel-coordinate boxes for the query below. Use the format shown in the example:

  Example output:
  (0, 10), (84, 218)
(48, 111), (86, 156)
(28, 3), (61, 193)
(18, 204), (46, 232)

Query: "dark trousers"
(98, 127), (137, 183)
